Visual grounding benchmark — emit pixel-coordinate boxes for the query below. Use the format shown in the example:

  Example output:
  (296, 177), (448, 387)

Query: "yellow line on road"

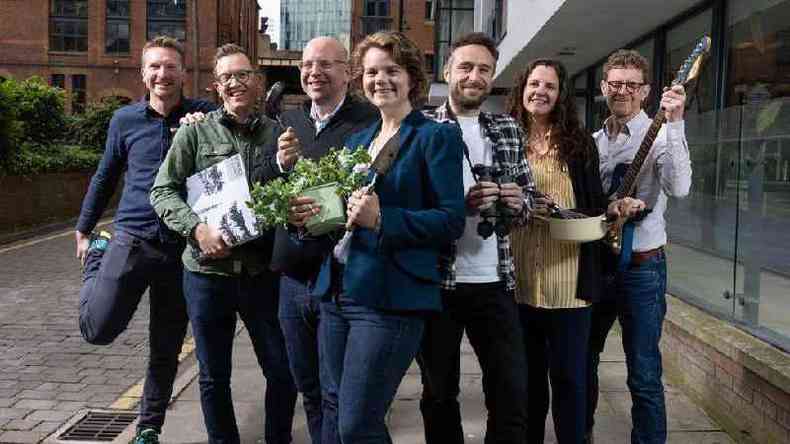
(109, 336), (197, 410)
(0, 218), (113, 255)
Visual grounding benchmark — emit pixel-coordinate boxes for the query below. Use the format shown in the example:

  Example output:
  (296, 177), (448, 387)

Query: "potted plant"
(248, 147), (371, 235)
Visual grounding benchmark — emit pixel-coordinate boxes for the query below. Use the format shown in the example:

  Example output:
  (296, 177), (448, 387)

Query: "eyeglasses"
(605, 81), (645, 93)
(299, 59), (347, 72)
(216, 69), (256, 86)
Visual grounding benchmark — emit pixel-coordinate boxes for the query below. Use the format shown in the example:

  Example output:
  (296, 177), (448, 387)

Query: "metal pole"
(398, 0), (405, 32)
(191, 0), (200, 97)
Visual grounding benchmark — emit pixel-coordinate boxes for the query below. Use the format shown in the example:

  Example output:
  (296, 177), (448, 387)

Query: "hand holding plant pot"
(248, 147), (371, 235)
(287, 196), (321, 227)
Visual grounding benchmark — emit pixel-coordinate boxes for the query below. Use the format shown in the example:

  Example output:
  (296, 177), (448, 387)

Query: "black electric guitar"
(605, 36), (711, 261)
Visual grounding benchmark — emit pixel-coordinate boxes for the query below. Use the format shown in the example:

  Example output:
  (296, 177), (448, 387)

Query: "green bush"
(0, 77), (67, 145)
(0, 85), (22, 167)
(68, 97), (124, 151)
(4, 142), (101, 176)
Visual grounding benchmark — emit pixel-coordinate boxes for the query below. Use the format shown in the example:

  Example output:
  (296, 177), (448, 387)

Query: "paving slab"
(159, 329), (735, 444)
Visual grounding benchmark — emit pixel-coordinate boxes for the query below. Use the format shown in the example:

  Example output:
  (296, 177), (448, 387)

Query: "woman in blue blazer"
(289, 31), (465, 443)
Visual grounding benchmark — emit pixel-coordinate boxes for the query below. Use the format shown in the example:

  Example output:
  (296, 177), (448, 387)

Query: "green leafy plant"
(0, 76), (66, 145)
(0, 86), (22, 169)
(67, 97), (125, 151)
(248, 147), (371, 228)
(4, 142), (101, 176)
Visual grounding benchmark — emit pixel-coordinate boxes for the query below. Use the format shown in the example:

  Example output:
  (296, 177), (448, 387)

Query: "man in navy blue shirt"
(74, 36), (214, 444)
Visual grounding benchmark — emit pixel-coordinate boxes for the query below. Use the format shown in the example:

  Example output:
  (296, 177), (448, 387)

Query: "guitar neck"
(615, 109), (666, 199)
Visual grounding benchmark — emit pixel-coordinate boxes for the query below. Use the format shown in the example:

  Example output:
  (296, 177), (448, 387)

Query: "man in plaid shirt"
(418, 33), (536, 444)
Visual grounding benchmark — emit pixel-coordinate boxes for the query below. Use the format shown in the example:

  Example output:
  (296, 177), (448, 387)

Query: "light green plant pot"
(301, 182), (346, 236)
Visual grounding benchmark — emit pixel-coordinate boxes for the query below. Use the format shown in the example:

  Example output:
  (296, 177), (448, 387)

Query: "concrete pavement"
(0, 225), (735, 443)
(155, 328), (735, 444)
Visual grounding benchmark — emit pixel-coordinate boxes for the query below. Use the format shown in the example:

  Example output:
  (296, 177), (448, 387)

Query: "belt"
(630, 247), (664, 266)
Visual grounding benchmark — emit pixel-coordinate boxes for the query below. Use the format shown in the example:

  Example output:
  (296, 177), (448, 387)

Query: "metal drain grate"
(57, 410), (137, 441)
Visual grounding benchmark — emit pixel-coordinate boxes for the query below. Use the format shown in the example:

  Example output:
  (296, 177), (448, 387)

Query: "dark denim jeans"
(319, 297), (424, 444)
(520, 304), (592, 444)
(78, 230), (188, 433)
(587, 253), (668, 444)
(278, 276), (323, 444)
(416, 282), (527, 444)
(183, 269), (297, 444)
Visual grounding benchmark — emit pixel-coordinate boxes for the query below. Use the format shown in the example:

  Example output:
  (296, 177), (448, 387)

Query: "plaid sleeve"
(512, 124), (536, 225)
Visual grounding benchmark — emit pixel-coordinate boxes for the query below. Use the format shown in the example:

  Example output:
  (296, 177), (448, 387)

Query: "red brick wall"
(0, 0), (259, 105)
(662, 311), (790, 443)
(0, 172), (119, 237)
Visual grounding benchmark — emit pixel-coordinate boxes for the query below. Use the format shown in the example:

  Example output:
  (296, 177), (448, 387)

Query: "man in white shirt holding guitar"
(586, 41), (706, 444)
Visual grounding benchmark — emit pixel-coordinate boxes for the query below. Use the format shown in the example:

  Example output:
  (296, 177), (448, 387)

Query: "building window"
(491, 0), (507, 41)
(425, 1), (435, 21)
(366, 0), (389, 17)
(147, 0), (186, 41)
(106, 0), (130, 54)
(72, 74), (86, 112)
(281, 0), (353, 51)
(50, 0), (88, 52)
(51, 74), (66, 89)
(435, 0), (474, 81)
(361, 0), (393, 35)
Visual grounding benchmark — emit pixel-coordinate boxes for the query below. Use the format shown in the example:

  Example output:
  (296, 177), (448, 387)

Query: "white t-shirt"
(454, 115), (500, 283)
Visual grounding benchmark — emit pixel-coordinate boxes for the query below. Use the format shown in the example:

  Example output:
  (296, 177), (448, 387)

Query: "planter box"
(301, 182), (346, 236)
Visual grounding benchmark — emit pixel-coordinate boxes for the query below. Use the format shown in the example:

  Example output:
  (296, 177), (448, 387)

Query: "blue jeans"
(183, 269), (297, 444)
(587, 252), (668, 444)
(520, 304), (591, 444)
(279, 276), (323, 444)
(79, 230), (188, 433)
(319, 298), (425, 444)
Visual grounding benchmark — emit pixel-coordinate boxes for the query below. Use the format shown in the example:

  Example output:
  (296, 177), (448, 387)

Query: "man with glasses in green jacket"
(150, 44), (297, 444)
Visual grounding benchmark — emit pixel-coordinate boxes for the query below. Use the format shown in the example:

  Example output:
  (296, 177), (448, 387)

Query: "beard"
(451, 83), (490, 111)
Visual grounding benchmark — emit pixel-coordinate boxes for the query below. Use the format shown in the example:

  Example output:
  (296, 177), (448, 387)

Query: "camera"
(472, 164), (519, 239)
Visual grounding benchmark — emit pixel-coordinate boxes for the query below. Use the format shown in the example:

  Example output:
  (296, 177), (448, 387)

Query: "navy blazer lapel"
(393, 110), (423, 164)
(353, 121), (379, 153)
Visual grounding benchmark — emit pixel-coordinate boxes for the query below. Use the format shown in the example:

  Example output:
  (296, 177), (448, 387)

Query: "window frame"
(105, 0), (131, 54)
(49, 0), (89, 53)
(146, 0), (187, 41)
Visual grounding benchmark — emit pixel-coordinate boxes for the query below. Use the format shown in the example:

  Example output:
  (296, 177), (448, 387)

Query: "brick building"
(351, 0), (436, 75)
(0, 0), (260, 111)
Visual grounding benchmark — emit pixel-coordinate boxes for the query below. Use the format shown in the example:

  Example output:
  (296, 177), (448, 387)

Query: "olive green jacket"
(150, 109), (282, 276)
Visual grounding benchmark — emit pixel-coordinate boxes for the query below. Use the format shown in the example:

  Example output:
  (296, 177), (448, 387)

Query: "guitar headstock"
(672, 35), (712, 86)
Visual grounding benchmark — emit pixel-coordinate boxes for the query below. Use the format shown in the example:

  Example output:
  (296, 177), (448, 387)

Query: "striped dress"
(511, 149), (591, 309)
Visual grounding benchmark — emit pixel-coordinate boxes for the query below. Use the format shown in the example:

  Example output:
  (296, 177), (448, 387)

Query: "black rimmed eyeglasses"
(216, 69), (257, 86)
(605, 80), (646, 93)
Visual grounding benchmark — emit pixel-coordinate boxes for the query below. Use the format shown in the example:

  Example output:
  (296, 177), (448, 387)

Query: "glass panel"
(591, 63), (607, 130)
(632, 39), (654, 69)
(661, 8), (734, 318)
(107, 0), (130, 18)
(574, 72), (587, 89)
(51, 74), (65, 89)
(148, 21), (186, 41)
(665, 10), (715, 113)
(726, 0), (790, 345)
(72, 74), (86, 113)
(575, 96), (586, 129)
(106, 20), (130, 53)
(280, 0), (352, 51)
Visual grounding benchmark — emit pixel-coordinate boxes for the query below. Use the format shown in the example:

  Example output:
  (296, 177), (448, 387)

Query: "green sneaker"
(130, 428), (159, 444)
(89, 230), (112, 252)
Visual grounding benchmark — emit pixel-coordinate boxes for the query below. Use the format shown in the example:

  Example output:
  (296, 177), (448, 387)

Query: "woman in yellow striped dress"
(508, 59), (608, 444)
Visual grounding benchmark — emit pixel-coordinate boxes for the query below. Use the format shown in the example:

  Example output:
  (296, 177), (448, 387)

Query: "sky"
(258, 0), (280, 45)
